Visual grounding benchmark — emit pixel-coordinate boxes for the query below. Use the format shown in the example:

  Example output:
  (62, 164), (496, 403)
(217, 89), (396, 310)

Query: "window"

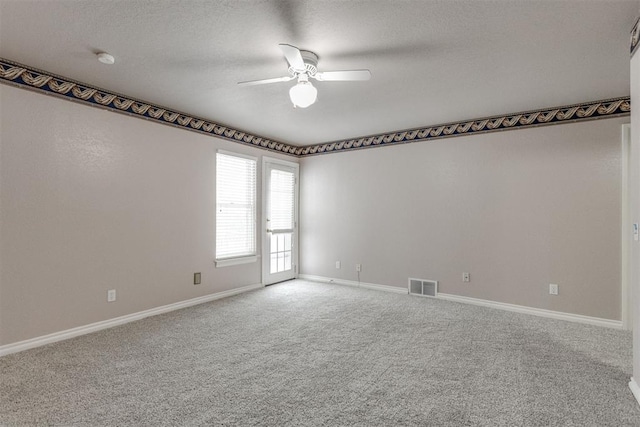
(216, 151), (257, 265)
(268, 168), (295, 274)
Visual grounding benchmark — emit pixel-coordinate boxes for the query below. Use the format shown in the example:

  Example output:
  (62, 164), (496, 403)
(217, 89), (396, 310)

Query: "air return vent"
(408, 278), (438, 297)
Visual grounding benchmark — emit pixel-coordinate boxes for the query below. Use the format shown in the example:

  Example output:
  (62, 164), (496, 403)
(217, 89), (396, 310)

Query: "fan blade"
(279, 44), (306, 71)
(314, 70), (371, 81)
(237, 76), (294, 86)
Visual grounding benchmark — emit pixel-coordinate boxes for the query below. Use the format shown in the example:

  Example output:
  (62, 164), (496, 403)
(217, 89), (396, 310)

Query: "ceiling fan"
(238, 44), (371, 108)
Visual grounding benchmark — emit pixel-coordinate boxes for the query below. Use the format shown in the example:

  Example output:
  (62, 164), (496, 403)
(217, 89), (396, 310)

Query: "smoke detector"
(97, 52), (115, 65)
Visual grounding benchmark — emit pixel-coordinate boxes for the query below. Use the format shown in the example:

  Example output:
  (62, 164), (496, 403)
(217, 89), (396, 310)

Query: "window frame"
(215, 150), (258, 267)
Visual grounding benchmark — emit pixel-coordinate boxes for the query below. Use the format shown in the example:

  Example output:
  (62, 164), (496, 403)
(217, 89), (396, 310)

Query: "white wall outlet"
(462, 272), (470, 282)
(549, 283), (559, 295)
(336, 261), (341, 269)
(107, 289), (116, 302)
(356, 264), (362, 272)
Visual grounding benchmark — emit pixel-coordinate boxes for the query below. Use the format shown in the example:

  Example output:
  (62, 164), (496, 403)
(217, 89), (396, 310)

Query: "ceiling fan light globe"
(289, 81), (317, 108)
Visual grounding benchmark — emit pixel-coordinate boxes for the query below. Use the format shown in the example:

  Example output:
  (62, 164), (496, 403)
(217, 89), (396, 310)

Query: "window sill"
(215, 255), (258, 268)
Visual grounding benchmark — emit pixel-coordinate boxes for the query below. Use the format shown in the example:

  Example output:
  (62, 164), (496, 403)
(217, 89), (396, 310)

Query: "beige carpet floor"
(1, 280), (639, 426)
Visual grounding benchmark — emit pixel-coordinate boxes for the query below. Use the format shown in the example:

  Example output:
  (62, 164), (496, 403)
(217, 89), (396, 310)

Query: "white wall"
(0, 79), (629, 346)
(0, 85), (296, 346)
(300, 117), (627, 321)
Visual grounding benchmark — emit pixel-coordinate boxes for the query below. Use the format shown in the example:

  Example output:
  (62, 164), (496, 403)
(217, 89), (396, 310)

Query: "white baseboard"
(298, 274), (622, 329)
(437, 292), (622, 329)
(630, 377), (640, 407)
(298, 274), (408, 295)
(0, 283), (264, 357)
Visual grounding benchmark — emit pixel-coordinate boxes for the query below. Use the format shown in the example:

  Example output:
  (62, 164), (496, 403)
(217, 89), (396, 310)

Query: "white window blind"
(216, 152), (257, 260)
(269, 169), (295, 231)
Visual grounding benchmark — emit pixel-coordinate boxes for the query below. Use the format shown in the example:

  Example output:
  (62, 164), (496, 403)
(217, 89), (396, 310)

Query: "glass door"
(262, 158), (299, 285)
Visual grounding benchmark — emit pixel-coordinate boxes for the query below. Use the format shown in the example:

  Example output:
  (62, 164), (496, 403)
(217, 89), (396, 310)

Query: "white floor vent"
(408, 278), (438, 297)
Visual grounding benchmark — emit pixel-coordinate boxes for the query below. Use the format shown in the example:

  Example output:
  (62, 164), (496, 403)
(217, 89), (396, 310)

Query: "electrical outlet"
(194, 272), (201, 285)
(336, 261), (341, 269)
(107, 289), (116, 302)
(549, 283), (559, 295)
(356, 264), (362, 272)
(462, 272), (470, 282)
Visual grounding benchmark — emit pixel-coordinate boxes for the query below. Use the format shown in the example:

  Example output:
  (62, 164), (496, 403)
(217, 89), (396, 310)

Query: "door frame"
(622, 123), (632, 330)
(261, 156), (300, 285)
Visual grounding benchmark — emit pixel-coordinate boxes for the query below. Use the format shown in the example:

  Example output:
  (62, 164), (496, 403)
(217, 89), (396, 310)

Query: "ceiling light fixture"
(97, 52), (115, 65)
(289, 74), (317, 108)
(239, 44), (370, 109)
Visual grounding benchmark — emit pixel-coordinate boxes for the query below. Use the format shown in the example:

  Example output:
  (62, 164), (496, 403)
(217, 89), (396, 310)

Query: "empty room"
(2, 0), (640, 425)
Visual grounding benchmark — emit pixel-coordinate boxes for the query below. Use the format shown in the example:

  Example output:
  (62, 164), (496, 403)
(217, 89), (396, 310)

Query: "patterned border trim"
(297, 97), (630, 156)
(632, 16), (640, 58)
(0, 59), (299, 157)
(0, 58), (631, 158)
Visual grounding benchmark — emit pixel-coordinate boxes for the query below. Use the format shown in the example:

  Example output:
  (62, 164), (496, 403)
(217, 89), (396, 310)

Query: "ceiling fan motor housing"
(289, 50), (318, 77)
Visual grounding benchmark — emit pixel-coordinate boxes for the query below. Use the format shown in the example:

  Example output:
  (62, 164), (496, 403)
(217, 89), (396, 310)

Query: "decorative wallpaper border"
(0, 59), (299, 157)
(632, 16), (640, 58)
(0, 58), (631, 158)
(298, 97), (630, 156)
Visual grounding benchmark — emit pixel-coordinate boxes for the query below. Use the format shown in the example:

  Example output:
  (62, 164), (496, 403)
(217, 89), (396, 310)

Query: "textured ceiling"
(0, 0), (638, 146)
